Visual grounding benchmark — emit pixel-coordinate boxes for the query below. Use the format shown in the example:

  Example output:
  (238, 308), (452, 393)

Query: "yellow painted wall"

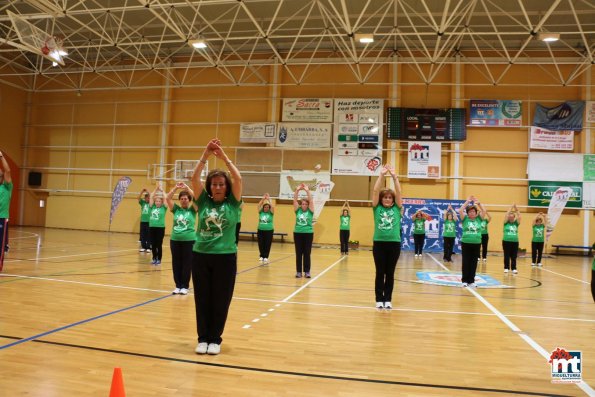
(12, 64), (595, 253)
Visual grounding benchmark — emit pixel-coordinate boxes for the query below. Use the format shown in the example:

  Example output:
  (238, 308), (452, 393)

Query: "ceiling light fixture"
(354, 33), (374, 44)
(537, 33), (560, 42)
(189, 38), (207, 49)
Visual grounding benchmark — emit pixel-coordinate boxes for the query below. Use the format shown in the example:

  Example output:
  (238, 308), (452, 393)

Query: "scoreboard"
(387, 108), (466, 141)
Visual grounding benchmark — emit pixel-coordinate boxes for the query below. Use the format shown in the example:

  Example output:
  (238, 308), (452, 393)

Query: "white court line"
(3, 272), (594, 325)
(427, 253), (595, 396)
(537, 267), (590, 285)
(242, 256), (346, 328)
(4, 248), (138, 263)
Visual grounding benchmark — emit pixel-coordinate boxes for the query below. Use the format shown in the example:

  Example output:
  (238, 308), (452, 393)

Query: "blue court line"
(0, 294), (171, 350)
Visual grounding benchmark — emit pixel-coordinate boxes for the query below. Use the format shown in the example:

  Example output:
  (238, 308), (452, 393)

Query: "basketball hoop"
(41, 35), (66, 62)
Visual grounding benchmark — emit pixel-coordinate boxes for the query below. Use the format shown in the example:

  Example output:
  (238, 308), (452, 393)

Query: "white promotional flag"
(545, 187), (573, 242)
(312, 181), (335, 223)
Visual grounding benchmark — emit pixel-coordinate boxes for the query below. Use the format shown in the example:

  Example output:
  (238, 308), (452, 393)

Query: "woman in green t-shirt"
(293, 183), (314, 278)
(166, 183), (197, 295)
(531, 212), (546, 267)
(257, 193), (275, 264)
(458, 196), (485, 287)
(479, 209), (492, 263)
(371, 164), (402, 310)
(190, 138), (242, 356)
(339, 200), (351, 255)
(149, 185), (167, 265)
(412, 210), (431, 257)
(502, 204), (521, 274)
(138, 188), (151, 252)
(442, 204), (458, 262)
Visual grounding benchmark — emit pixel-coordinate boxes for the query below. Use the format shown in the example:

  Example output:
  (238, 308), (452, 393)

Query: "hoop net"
(7, 11), (66, 66)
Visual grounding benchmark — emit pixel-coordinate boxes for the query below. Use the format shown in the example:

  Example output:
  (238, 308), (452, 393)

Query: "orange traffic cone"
(109, 367), (126, 397)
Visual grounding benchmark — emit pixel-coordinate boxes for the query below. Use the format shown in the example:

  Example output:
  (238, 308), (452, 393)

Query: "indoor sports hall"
(0, 1), (594, 396)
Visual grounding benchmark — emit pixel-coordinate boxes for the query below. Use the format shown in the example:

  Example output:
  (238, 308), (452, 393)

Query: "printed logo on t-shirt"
(535, 228), (544, 238)
(296, 212), (309, 226)
(142, 204), (149, 214)
(341, 218), (349, 226)
(260, 214), (270, 224)
(445, 223), (455, 233)
(507, 224), (518, 235)
(467, 221), (479, 234)
(150, 207), (161, 220)
(202, 207), (225, 237)
(378, 209), (396, 230)
(173, 212), (191, 232)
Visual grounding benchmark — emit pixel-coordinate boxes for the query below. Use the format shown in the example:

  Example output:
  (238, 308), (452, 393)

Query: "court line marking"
(241, 256), (346, 329)
(0, 295), (171, 350)
(537, 267), (590, 285)
(3, 248), (138, 263)
(3, 272), (594, 324)
(0, 335), (570, 397)
(427, 253), (595, 396)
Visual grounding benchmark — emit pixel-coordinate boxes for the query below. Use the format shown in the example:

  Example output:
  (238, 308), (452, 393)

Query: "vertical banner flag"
(110, 176), (132, 225)
(545, 187), (573, 242)
(407, 142), (441, 179)
(332, 99), (384, 175)
(533, 101), (585, 131)
(312, 181), (335, 222)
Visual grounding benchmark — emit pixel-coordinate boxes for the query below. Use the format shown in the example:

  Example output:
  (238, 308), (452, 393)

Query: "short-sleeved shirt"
(373, 204), (401, 242)
(340, 215), (350, 231)
(193, 191), (241, 254)
(294, 208), (313, 233)
(461, 216), (482, 244)
(443, 219), (456, 238)
(149, 205), (167, 228)
(0, 181), (13, 218)
(413, 218), (425, 235)
(503, 221), (520, 242)
(139, 199), (150, 222)
(170, 204), (197, 241)
(532, 224), (545, 243)
(258, 210), (274, 231)
(480, 218), (490, 235)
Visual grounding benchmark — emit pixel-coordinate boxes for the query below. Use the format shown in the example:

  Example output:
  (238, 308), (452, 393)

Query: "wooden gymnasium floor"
(0, 226), (594, 397)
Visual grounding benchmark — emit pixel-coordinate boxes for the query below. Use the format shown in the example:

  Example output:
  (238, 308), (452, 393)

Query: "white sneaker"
(195, 342), (208, 354)
(469, 283), (477, 288)
(139, 248), (145, 252)
(145, 249), (151, 252)
(375, 302), (384, 309)
(512, 269), (518, 274)
(504, 269), (509, 273)
(259, 257), (264, 262)
(537, 263), (542, 267)
(531, 263), (536, 267)
(179, 288), (188, 295)
(263, 258), (269, 264)
(384, 302), (392, 309)
(461, 282), (468, 287)
(172, 288), (181, 295)
(482, 258), (487, 263)
(207, 343), (221, 355)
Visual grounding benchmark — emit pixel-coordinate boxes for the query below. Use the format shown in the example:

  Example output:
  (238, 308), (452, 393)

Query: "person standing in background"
(0, 151), (12, 271)
(412, 210), (430, 258)
(502, 204), (521, 274)
(339, 201), (351, 255)
(138, 189), (151, 252)
(479, 205), (491, 263)
(257, 193), (274, 264)
(459, 196), (484, 288)
(442, 204), (458, 263)
(531, 213), (546, 267)
(293, 183), (315, 278)
(149, 185), (167, 265)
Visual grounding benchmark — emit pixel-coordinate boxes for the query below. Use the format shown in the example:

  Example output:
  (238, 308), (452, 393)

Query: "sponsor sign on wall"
(282, 98), (333, 122)
(528, 181), (583, 208)
(469, 99), (522, 127)
(275, 123), (332, 148)
(533, 101), (585, 131)
(407, 141), (441, 179)
(239, 123), (276, 143)
(529, 127), (574, 151)
(332, 99), (384, 175)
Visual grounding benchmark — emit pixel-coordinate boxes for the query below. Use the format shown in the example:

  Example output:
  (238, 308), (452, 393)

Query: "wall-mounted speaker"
(28, 171), (42, 187)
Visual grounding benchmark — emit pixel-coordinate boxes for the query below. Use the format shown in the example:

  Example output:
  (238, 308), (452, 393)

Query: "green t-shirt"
(193, 191), (241, 254)
(413, 218), (425, 234)
(294, 208), (313, 233)
(170, 204), (197, 241)
(480, 218), (490, 235)
(139, 199), (150, 222)
(503, 221), (520, 242)
(461, 217), (482, 244)
(532, 224), (545, 243)
(340, 215), (350, 231)
(0, 181), (13, 218)
(443, 219), (456, 238)
(373, 204), (401, 242)
(258, 210), (274, 231)
(149, 205), (167, 228)
(592, 258), (595, 271)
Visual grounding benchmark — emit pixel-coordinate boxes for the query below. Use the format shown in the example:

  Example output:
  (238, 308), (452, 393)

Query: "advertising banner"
(239, 123), (276, 143)
(332, 99), (384, 175)
(584, 155), (595, 182)
(582, 182), (595, 209)
(586, 101), (595, 123)
(528, 181), (582, 208)
(278, 171), (332, 200)
(282, 98), (333, 122)
(276, 123), (332, 148)
(529, 127), (574, 150)
(546, 187), (574, 242)
(401, 198), (465, 253)
(469, 99), (522, 127)
(533, 101), (585, 131)
(109, 176), (132, 225)
(407, 141), (441, 179)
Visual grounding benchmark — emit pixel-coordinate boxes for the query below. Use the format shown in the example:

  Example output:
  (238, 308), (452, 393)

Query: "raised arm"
(372, 165), (390, 207)
(293, 184), (303, 211)
(165, 186), (177, 211)
(191, 140), (216, 199)
(386, 165), (402, 207)
(0, 151), (11, 183)
(341, 200), (350, 215)
(513, 204), (521, 224)
(137, 188), (147, 201)
(211, 141), (242, 201)
(303, 185), (314, 212)
(149, 184), (161, 206)
(475, 199), (487, 220)
(459, 196), (473, 220)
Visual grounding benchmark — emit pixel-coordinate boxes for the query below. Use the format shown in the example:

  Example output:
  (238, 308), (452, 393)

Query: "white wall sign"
(278, 171), (332, 200)
(275, 123), (332, 148)
(239, 123), (276, 143)
(407, 141), (442, 179)
(282, 98), (334, 122)
(529, 127), (574, 151)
